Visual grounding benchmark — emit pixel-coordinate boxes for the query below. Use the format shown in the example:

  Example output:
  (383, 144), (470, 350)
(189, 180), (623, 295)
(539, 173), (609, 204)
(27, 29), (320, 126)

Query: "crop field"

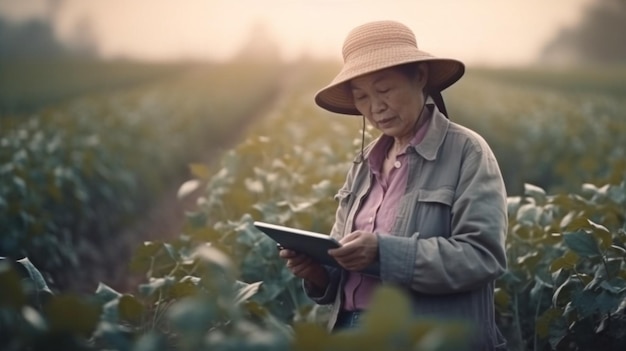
(1, 60), (625, 350)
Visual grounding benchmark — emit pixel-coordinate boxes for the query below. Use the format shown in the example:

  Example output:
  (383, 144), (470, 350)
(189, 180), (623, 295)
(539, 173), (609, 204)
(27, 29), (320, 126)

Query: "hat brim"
(315, 50), (464, 115)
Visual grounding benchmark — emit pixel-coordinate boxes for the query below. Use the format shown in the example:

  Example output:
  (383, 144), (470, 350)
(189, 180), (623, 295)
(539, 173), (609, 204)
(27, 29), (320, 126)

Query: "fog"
(0, 0), (598, 65)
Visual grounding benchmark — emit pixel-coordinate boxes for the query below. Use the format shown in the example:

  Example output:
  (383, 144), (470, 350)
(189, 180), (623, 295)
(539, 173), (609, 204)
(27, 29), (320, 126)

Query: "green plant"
(0, 61), (282, 289)
(1, 253), (469, 351)
(497, 173), (626, 350)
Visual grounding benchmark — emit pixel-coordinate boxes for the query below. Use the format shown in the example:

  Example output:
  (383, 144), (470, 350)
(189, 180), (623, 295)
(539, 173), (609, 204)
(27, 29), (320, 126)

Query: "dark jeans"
(332, 310), (363, 332)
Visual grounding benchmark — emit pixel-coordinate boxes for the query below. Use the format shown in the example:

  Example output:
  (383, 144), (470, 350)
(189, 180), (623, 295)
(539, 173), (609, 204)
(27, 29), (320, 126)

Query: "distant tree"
(66, 16), (98, 57)
(0, 17), (67, 59)
(541, 0), (626, 65)
(0, 0), (96, 60)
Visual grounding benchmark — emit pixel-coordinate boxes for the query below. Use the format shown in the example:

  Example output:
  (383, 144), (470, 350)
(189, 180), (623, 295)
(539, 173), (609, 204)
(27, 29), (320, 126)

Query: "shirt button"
(394, 161), (401, 168)
(368, 217), (373, 223)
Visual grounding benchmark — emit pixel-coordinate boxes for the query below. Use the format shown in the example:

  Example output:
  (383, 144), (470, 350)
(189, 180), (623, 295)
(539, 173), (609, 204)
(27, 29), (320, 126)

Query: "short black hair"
(394, 62), (429, 94)
(394, 62), (422, 80)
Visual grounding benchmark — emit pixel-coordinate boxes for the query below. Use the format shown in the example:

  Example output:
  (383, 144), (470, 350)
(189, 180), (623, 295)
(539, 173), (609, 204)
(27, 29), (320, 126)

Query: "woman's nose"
(370, 94), (386, 113)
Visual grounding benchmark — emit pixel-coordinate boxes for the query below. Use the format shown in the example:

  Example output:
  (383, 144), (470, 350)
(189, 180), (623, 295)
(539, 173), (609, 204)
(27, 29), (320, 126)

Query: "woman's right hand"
(279, 249), (329, 290)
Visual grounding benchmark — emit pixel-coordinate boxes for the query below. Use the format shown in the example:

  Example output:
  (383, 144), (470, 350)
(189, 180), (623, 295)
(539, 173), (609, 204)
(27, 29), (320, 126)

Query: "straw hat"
(315, 20), (465, 115)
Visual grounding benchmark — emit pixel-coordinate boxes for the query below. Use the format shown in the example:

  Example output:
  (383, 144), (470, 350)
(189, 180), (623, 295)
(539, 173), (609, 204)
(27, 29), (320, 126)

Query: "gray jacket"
(305, 104), (508, 350)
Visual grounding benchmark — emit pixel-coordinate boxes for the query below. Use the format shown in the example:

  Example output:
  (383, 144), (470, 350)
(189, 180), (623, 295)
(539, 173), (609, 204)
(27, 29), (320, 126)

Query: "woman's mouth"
(377, 117), (396, 128)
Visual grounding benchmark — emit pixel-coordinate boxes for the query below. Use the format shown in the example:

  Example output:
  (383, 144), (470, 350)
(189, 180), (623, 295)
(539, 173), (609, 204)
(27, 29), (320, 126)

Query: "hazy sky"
(0, 0), (596, 65)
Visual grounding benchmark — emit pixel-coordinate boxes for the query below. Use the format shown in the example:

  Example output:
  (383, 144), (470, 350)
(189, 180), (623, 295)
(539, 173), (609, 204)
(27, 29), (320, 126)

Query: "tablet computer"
(253, 221), (379, 276)
(253, 221), (340, 267)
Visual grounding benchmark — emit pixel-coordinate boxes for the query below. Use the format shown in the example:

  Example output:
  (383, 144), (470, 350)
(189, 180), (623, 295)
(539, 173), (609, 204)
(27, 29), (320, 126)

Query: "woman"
(279, 20), (508, 350)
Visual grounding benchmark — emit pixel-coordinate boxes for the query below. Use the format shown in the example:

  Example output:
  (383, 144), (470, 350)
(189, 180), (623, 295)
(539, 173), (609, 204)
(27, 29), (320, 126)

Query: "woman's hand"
(279, 249), (329, 289)
(328, 230), (378, 271)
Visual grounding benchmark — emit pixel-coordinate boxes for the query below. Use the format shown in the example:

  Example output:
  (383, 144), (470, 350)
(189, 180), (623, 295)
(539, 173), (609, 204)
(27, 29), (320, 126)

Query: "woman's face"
(349, 65), (428, 141)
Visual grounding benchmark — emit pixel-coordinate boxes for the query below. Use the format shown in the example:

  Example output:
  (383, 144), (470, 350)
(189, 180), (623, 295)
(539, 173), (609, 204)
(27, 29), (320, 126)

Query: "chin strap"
(354, 115), (366, 164)
(431, 90), (449, 119)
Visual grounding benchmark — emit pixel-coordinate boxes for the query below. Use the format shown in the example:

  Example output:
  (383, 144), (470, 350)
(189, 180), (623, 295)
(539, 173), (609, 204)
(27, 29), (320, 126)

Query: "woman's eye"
(378, 88), (390, 93)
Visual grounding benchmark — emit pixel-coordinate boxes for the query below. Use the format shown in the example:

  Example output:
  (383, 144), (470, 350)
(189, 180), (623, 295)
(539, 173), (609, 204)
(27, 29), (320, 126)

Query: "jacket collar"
(411, 101), (449, 161)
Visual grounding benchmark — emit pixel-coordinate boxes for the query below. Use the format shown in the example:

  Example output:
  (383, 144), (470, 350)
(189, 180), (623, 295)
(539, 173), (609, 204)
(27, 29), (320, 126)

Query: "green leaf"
(94, 282), (122, 304)
(243, 300), (269, 318)
(132, 331), (167, 351)
(97, 322), (132, 351)
(599, 277), (626, 294)
(167, 297), (215, 332)
(571, 290), (600, 318)
(548, 317), (568, 349)
(530, 276), (551, 303)
(516, 203), (541, 226)
(563, 231), (601, 258)
(563, 217), (612, 250)
(494, 288), (510, 310)
(552, 277), (581, 307)
(129, 241), (164, 274)
(607, 183), (626, 203)
(293, 323), (329, 351)
(516, 251), (541, 271)
(587, 220), (613, 250)
(506, 196), (522, 218)
(16, 257), (52, 295)
(138, 277), (176, 297)
(162, 243), (178, 261)
(559, 211), (578, 229)
(22, 305), (48, 332)
(594, 290), (622, 314)
(550, 251), (579, 272)
(189, 163), (211, 180)
(183, 226), (222, 242)
(177, 179), (201, 199)
(185, 211), (209, 229)
(129, 241), (177, 277)
(101, 299), (119, 323)
(536, 307), (561, 339)
(562, 214), (589, 231)
(119, 294), (145, 324)
(360, 286), (412, 334)
(524, 183), (546, 203)
(233, 281), (262, 305)
(193, 244), (233, 273)
(45, 294), (102, 337)
(581, 183), (602, 196)
(0, 261), (26, 308)
(13, 176), (26, 195)
(170, 279), (200, 299)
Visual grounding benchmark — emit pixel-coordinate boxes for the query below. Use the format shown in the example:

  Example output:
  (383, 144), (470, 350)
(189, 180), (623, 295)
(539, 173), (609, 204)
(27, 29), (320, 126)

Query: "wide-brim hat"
(315, 20), (465, 115)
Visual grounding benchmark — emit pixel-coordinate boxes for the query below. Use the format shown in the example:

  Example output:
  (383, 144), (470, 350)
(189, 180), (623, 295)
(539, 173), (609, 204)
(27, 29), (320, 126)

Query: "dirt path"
(68, 73), (291, 294)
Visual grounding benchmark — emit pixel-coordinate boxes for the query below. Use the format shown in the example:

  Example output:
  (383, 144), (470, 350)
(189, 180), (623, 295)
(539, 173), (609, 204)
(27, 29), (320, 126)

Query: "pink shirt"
(342, 111), (432, 311)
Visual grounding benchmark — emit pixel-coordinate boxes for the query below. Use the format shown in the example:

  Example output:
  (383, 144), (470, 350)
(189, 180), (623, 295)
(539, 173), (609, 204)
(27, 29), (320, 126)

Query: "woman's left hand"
(328, 231), (378, 271)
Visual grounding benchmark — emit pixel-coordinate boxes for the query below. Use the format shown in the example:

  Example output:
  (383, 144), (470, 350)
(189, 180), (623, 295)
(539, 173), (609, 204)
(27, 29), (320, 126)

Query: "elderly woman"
(279, 20), (508, 350)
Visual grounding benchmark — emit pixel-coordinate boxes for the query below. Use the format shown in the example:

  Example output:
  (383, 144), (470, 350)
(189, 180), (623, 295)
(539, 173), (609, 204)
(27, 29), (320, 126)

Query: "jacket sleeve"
(377, 141), (508, 294)
(303, 164), (356, 304)
(302, 266), (341, 304)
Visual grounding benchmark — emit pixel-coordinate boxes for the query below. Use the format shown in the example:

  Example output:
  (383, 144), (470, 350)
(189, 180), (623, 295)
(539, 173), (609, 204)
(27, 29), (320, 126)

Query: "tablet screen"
(253, 221), (340, 267)
(253, 221), (379, 276)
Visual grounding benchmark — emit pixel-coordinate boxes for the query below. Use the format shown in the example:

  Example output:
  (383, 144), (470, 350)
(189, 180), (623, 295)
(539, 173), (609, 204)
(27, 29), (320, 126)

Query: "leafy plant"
(0, 61), (282, 289)
(498, 175), (626, 350)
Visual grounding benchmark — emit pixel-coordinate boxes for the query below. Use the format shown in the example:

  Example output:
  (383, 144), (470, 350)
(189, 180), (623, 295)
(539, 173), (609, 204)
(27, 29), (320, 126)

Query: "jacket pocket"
(413, 187), (454, 238)
(417, 187), (454, 206)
